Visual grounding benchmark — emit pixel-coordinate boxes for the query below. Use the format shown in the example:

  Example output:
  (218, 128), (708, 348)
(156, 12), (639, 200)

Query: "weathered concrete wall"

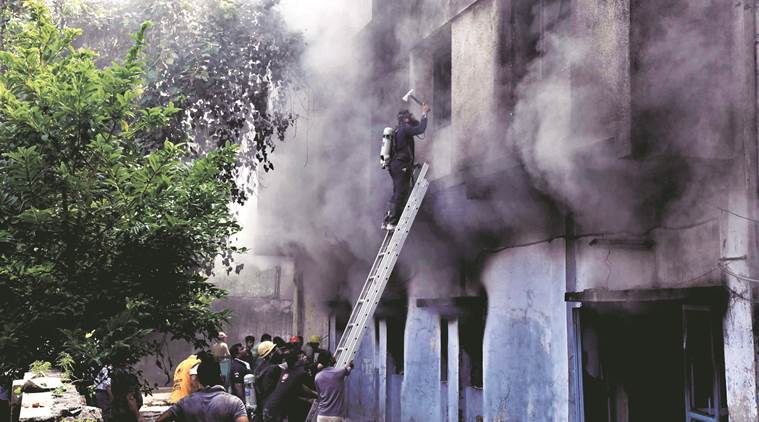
(400, 302), (442, 422)
(345, 323), (379, 421)
(451, 0), (501, 167)
(720, 0), (759, 418)
(573, 0), (630, 156)
(481, 241), (568, 422)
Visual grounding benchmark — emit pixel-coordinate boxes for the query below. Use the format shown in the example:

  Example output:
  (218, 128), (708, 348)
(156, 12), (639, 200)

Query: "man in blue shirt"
(314, 360), (353, 422)
(383, 103), (430, 230)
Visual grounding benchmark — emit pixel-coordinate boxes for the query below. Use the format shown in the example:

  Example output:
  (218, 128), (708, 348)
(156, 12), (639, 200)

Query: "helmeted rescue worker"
(253, 341), (281, 421)
(303, 335), (333, 374)
(383, 102), (430, 230)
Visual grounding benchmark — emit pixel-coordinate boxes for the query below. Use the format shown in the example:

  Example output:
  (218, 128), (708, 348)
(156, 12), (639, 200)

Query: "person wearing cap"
(212, 332), (231, 360)
(170, 354), (202, 403)
(262, 350), (317, 422)
(289, 348), (319, 422)
(304, 336), (333, 374)
(212, 332), (232, 389)
(252, 341), (281, 422)
(288, 336), (303, 351)
(156, 352), (247, 422)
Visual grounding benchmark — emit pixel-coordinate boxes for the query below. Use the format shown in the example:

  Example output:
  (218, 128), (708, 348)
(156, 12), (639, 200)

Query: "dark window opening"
(577, 302), (727, 422)
(683, 307), (728, 421)
(440, 318), (449, 382)
(459, 291), (486, 388)
(387, 316), (406, 374)
(432, 28), (451, 128)
(328, 299), (352, 352)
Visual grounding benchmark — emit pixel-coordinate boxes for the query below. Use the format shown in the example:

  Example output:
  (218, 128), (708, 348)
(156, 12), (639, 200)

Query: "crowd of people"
(95, 331), (353, 422)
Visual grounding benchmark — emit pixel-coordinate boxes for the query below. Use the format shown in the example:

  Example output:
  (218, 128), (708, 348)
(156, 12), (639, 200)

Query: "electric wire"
(718, 262), (759, 283)
(716, 206), (759, 224)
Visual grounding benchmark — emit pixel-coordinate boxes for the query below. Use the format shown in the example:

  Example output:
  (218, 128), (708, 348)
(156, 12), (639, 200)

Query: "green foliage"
(29, 360), (52, 376)
(51, 0), (304, 194)
(57, 351), (75, 379)
(0, 1), (241, 388)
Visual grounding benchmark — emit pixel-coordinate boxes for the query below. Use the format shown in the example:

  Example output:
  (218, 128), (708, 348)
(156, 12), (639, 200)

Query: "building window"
(573, 300), (728, 422)
(387, 316), (405, 374)
(459, 293), (486, 388)
(683, 306), (727, 422)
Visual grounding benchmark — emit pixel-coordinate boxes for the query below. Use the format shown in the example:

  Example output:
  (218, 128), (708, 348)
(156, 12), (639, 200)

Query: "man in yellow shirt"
(170, 354), (201, 403)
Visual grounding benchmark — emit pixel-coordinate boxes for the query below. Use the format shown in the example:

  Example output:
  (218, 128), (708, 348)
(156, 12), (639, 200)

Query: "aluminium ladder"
(305, 162), (430, 422)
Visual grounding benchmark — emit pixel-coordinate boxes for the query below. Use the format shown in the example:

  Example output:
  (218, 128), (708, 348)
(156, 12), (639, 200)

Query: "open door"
(682, 305), (728, 422)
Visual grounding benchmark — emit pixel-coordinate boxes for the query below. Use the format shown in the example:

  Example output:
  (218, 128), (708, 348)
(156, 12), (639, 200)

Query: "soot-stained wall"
(482, 241), (569, 422)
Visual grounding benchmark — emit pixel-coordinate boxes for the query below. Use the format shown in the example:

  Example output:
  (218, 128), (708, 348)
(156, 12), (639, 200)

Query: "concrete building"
(142, 0), (759, 421)
(295, 0), (759, 421)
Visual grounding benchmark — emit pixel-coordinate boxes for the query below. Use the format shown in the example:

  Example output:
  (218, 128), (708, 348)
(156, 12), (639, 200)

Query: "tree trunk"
(0, 0), (7, 52)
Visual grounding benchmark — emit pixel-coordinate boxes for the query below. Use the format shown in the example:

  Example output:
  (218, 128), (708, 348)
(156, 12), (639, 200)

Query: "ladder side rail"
(333, 233), (392, 360)
(333, 174), (428, 364)
(334, 176), (428, 366)
(307, 163), (430, 422)
(335, 178), (429, 367)
(342, 233), (391, 325)
(332, 166), (429, 363)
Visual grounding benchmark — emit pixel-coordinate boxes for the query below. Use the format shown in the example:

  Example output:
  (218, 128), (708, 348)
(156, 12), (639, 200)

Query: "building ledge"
(416, 296), (486, 317)
(565, 285), (730, 306)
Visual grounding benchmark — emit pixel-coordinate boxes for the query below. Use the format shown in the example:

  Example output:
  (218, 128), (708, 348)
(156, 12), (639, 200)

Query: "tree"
(50, 0), (304, 194)
(0, 1), (242, 388)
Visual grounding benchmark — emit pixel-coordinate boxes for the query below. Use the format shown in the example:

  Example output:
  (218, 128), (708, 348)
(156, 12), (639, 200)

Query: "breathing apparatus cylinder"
(244, 373), (256, 411)
(380, 127), (393, 169)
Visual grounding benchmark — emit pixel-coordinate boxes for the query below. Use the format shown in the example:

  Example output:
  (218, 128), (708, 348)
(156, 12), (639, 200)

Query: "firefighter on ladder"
(381, 102), (430, 231)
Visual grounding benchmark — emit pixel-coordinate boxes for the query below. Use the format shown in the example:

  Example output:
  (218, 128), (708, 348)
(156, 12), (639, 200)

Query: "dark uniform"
(253, 360), (282, 421)
(304, 343), (333, 372)
(386, 113), (428, 226)
(263, 365), (311, 422)
(230, 358), (251, 404)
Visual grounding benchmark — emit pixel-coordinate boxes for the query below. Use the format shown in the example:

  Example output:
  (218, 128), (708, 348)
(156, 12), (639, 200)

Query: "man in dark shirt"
(262, 353), (317, 422)
(383, 103), (430, 230)
(253, 341), (281, 421)
(303, 336), (333, 374)
(229, 344), (251, 404)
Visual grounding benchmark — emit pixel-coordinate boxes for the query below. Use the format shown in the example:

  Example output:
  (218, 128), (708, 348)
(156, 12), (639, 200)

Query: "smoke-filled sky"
(227, 0), (381, 306)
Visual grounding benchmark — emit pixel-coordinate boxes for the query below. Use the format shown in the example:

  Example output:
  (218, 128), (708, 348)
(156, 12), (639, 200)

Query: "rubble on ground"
(14, 371), (102, 422)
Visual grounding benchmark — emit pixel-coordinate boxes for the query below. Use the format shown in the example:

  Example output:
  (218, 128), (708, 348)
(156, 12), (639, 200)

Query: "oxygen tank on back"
(244, 373), (256, 411)
(380, 127), (393, 169)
